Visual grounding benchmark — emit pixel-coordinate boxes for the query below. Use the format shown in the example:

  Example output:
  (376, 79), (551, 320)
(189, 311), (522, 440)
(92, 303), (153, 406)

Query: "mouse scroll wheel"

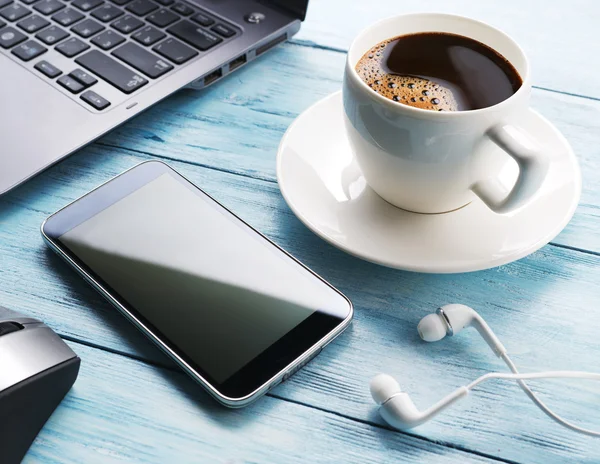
(0, 321), (24, 337)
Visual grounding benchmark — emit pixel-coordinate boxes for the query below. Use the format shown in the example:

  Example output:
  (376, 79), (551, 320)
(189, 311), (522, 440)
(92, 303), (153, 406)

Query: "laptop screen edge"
(267, 0), (309, 20)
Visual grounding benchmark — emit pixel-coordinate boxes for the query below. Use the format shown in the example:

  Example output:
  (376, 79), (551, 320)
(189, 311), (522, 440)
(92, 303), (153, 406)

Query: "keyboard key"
(190, 12), (213, 27)
(69, 68), (97, 86)
(112, 42), (172, 78)
(76, 50), (148, 93)
(0, 0), (11, 8)
(11, 39), (46, 60)
(91, 4), (122, 21)
(146, 8), (177, 27)
(155, 0), (173, 5)
(58, 74), (84, 93)
(0, 26), (26, 47)
(90, 28), (123, 49)
(152, 37), (195, 64)
(36, 24), (68, 44)
(55, 36), (88, 56)
(34, 59), (62, 77)
(110, 0), (130, 5)
(72, 0), (103, 11)
(131, 24), (163, 45)
(17, 14), (49, 32)
(111, 13), (141, 33)
(52, 8), (83, 26)
(125, 0), (157, 16)
(170, 2), (191, 15)
(1, 4), (31, 21)
(211, 23), (234, 38)
(71, 18), (103, 37)
(34, 0), (65, 15)
(81, 90), (110, 110)
(167, 20), (221, 51)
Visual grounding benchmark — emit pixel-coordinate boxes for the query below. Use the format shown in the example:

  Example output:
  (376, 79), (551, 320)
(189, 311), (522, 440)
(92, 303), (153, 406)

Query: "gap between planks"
(59, 334), (522, 464)
(93, 140), (600, 260)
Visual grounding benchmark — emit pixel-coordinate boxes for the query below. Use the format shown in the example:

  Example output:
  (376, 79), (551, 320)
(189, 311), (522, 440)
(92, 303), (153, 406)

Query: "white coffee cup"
(343, 13), (549, 214)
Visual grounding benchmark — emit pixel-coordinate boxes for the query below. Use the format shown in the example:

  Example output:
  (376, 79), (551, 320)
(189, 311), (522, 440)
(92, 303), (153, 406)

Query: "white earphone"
(371, 304), (600, 437)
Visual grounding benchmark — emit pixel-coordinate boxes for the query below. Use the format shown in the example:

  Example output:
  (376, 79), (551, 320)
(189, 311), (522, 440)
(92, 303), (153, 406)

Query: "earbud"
(417, 304), (507, 356)
(370, 374), (468, 430)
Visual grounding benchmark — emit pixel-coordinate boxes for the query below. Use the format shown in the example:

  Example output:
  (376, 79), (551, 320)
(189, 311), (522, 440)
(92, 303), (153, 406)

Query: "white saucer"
(276, 92), (581, 273)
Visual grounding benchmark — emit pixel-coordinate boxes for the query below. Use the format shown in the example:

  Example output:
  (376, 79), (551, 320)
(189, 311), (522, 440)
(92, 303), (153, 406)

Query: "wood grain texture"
(295, 0), (600, 99)
(2, 149), (599, 463)
(97, 44), (600, 254)
(26, 342), (498, 464)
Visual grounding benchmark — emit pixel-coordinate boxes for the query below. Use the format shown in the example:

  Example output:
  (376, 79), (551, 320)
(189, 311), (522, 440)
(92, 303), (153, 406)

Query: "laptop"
(0, 0), (309, 195)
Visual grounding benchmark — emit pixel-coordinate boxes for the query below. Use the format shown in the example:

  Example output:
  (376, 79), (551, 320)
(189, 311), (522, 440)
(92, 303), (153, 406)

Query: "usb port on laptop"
(204, 68), (223, 86)
(229, 54), (247, 71)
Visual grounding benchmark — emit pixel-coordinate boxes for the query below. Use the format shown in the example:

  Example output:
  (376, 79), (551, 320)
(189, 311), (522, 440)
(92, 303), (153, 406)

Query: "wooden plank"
(296, 0), (600, 98)
(2, 148), (600, 463)
(95, 44), (600, 253)
(25, 341), (497, 464)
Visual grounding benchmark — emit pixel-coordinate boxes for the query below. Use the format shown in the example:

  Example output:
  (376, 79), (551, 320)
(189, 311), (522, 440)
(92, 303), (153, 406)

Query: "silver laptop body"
(0, 0), (308, 194)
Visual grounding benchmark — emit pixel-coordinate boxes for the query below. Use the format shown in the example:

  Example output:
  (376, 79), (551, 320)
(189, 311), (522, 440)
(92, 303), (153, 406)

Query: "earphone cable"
(465, 362), (600, 438)
(501, 354), (600, 438)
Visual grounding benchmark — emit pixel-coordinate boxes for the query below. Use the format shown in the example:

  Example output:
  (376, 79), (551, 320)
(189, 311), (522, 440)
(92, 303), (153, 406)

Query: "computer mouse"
(0, 305), (80, 464)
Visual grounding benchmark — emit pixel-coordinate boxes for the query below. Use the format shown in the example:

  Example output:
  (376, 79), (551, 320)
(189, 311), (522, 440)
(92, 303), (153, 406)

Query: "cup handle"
(471, 123), (549, 214)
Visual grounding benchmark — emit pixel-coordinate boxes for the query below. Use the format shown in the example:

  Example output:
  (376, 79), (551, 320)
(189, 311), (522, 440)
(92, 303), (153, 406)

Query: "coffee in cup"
(355, 32), (523, 112)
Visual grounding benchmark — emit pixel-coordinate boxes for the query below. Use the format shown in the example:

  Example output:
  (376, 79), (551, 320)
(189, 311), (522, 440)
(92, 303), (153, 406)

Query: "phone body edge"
(40, 160), (354, 408)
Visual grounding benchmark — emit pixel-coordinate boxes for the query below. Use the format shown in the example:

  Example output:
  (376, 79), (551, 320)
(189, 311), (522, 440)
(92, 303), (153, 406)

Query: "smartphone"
(41, 161), (353, 407)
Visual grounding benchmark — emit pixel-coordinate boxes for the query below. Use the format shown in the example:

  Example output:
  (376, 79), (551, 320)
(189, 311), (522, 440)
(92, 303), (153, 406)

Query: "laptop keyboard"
(0, 0), (239, 111)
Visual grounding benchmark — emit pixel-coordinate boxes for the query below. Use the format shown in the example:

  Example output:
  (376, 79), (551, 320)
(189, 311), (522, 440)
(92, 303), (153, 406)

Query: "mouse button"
(0, 322), (23, 337)
(0, 326), (77, 392)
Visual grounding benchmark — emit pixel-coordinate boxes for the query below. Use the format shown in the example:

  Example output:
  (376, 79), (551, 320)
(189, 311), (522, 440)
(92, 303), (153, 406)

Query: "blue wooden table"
(2, 1), (599, 462)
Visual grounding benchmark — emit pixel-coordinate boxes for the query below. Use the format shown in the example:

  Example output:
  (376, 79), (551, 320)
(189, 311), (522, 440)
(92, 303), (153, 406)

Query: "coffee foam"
(356, 40), (459, 111)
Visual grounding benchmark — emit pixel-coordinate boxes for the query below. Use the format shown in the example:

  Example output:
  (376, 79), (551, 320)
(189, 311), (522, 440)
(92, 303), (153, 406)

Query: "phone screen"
(47, 165), (351, 397)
